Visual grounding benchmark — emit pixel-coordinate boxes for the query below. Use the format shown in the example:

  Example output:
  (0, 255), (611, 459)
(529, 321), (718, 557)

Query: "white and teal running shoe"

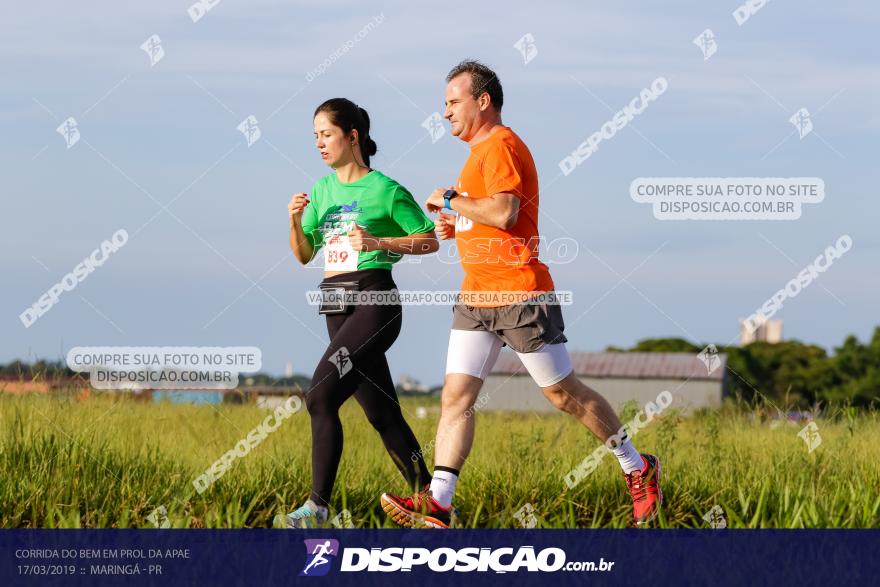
(274, 500), (329, 529)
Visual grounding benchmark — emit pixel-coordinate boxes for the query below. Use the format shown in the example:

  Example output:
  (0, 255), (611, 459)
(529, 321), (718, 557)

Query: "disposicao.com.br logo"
(300, 539), (613, 575)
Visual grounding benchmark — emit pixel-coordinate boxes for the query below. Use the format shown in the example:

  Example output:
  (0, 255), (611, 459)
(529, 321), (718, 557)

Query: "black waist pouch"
(318, 281), (359, 315)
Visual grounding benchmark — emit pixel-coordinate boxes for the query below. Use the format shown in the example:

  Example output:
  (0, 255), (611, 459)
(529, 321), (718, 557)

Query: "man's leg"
(432, 373), (484, 470)
(540, 370), (643, 470)
(517, 342), (663, 523)
(427, 372), (484, 508)
(427, 328), (503, 508)
(379, 325), (502, 528)
(541, 371), (623, 443)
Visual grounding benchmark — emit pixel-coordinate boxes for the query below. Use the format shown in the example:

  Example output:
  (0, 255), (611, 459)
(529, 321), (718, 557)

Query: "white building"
(740, 318), (783, 345)
(398, 374), (430, 394)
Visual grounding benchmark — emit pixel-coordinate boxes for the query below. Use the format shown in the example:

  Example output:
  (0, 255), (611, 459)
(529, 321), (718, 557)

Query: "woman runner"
(277, 98), (438, 528)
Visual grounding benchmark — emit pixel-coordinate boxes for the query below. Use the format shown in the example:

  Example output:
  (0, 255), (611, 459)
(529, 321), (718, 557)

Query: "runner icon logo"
(513, 33), (538, 65)
(140, 34), (165, 67)
(422, 112), (446, 144)
(697, 344), (722, 375)
(329, 347), (353, 377)
(56, 117), (80, 149)
(237, 115), (261, 147)
(300, 539), (340, 577)
(789, 108), (813, 139)
(798, 422), (822, 453)
(692, 29), (717, 61)
(702, 505), (727, 529)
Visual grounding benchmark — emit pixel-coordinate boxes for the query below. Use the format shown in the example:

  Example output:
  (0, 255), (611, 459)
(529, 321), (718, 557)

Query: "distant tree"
(630, 338), (700, 353)
(834, 335), (872, 380)
(623, 337), (855, 407)
(715, 345), (758, 402)
(825, 328), (880, 405)
(0, 359), (73, 379)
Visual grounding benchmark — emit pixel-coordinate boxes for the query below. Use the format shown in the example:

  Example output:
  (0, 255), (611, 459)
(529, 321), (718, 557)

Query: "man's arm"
(426, 188), (519, 230)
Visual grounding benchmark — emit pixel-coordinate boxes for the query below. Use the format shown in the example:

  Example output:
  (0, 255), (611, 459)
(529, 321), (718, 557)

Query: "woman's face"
(314, 112), (355, 168)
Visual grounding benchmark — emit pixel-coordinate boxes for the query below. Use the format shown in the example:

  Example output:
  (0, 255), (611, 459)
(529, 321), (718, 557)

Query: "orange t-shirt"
(453, 126), (554, 307)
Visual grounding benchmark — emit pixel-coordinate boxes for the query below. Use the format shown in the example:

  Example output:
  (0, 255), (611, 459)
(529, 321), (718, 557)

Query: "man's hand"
(435, 212), (456, 240)
(426, 186), (454, 213)
(348, 224), (381, 252)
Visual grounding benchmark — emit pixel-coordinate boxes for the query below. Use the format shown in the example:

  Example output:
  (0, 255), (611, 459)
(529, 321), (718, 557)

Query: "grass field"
(2, 393), (879, 529)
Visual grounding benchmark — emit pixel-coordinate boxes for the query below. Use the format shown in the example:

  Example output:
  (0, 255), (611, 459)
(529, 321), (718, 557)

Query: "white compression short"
(444, 329), (573, 387)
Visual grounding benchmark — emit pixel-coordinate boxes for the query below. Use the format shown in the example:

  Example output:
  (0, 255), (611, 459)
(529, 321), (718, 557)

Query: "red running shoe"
(380, 485), (455, 529)
(625, 454), (663, 525)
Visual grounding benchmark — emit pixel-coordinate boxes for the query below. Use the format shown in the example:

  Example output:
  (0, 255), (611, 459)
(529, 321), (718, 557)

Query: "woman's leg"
(305, 300), (402, 507)
(353, 354), (433, 492)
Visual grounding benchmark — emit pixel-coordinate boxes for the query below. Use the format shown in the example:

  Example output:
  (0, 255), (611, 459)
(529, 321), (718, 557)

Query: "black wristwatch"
(443, 189), (458, 210)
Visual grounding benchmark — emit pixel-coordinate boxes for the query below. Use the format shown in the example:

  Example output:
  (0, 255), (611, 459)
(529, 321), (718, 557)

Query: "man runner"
(379, 60), (662, 528)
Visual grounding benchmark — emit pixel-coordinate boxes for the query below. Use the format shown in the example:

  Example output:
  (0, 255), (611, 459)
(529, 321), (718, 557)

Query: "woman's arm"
(380, 231), (439, 255)
(348, 226), (439, 255)
(288, 193), (316, 265)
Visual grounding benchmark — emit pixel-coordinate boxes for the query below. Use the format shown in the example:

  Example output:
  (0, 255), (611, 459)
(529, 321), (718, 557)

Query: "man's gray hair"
(446, 59), (503, 112)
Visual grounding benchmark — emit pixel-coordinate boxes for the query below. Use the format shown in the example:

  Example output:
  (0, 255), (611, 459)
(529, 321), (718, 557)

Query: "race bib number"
(324, 235), (358, 271)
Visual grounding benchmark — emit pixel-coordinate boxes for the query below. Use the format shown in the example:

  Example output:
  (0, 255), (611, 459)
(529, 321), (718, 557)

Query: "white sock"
(429, 468), (458, 508)
(611, 437), (645, 475)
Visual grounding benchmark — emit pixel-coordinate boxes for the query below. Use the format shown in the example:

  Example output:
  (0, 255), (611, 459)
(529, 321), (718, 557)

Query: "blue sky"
(2, 1), (877, 385)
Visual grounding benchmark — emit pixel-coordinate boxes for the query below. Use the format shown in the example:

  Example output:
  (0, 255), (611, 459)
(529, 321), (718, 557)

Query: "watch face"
(443, 189), (457, 199)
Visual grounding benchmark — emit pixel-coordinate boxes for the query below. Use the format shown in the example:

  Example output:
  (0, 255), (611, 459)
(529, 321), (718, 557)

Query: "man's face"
(444, 73), (482, 142)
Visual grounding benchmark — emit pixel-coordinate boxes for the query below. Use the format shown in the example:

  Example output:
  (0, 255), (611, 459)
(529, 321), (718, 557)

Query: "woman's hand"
(348, 224), (381, 252)
(288, 193), (309, 224)
(288, 193), (315, 264)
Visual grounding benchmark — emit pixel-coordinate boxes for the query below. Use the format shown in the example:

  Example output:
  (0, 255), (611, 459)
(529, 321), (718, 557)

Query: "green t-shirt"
(301, 170), (435, 271)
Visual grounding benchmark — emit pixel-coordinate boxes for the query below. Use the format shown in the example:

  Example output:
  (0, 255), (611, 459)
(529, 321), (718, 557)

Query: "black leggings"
(305, 269), (432, 506)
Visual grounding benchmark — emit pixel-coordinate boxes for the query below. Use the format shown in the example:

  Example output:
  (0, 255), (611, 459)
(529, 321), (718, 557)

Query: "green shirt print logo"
(320, 201), (364, 238)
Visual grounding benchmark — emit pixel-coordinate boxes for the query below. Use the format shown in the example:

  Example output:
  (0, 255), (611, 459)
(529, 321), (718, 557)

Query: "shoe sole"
(635, 457), (663, 526)
(275, 517), (314, 529)
(380, 494), (449, 529)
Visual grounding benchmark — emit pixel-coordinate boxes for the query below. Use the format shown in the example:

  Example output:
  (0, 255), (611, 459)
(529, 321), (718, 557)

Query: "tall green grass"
(2, 393), (878, 528)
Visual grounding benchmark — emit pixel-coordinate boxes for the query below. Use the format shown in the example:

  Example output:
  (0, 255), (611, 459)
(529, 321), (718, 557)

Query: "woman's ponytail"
(314, 98), (378, 167)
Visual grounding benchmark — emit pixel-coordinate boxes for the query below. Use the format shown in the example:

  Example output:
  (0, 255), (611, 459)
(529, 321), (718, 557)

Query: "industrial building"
(478, 351), (727, 414)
